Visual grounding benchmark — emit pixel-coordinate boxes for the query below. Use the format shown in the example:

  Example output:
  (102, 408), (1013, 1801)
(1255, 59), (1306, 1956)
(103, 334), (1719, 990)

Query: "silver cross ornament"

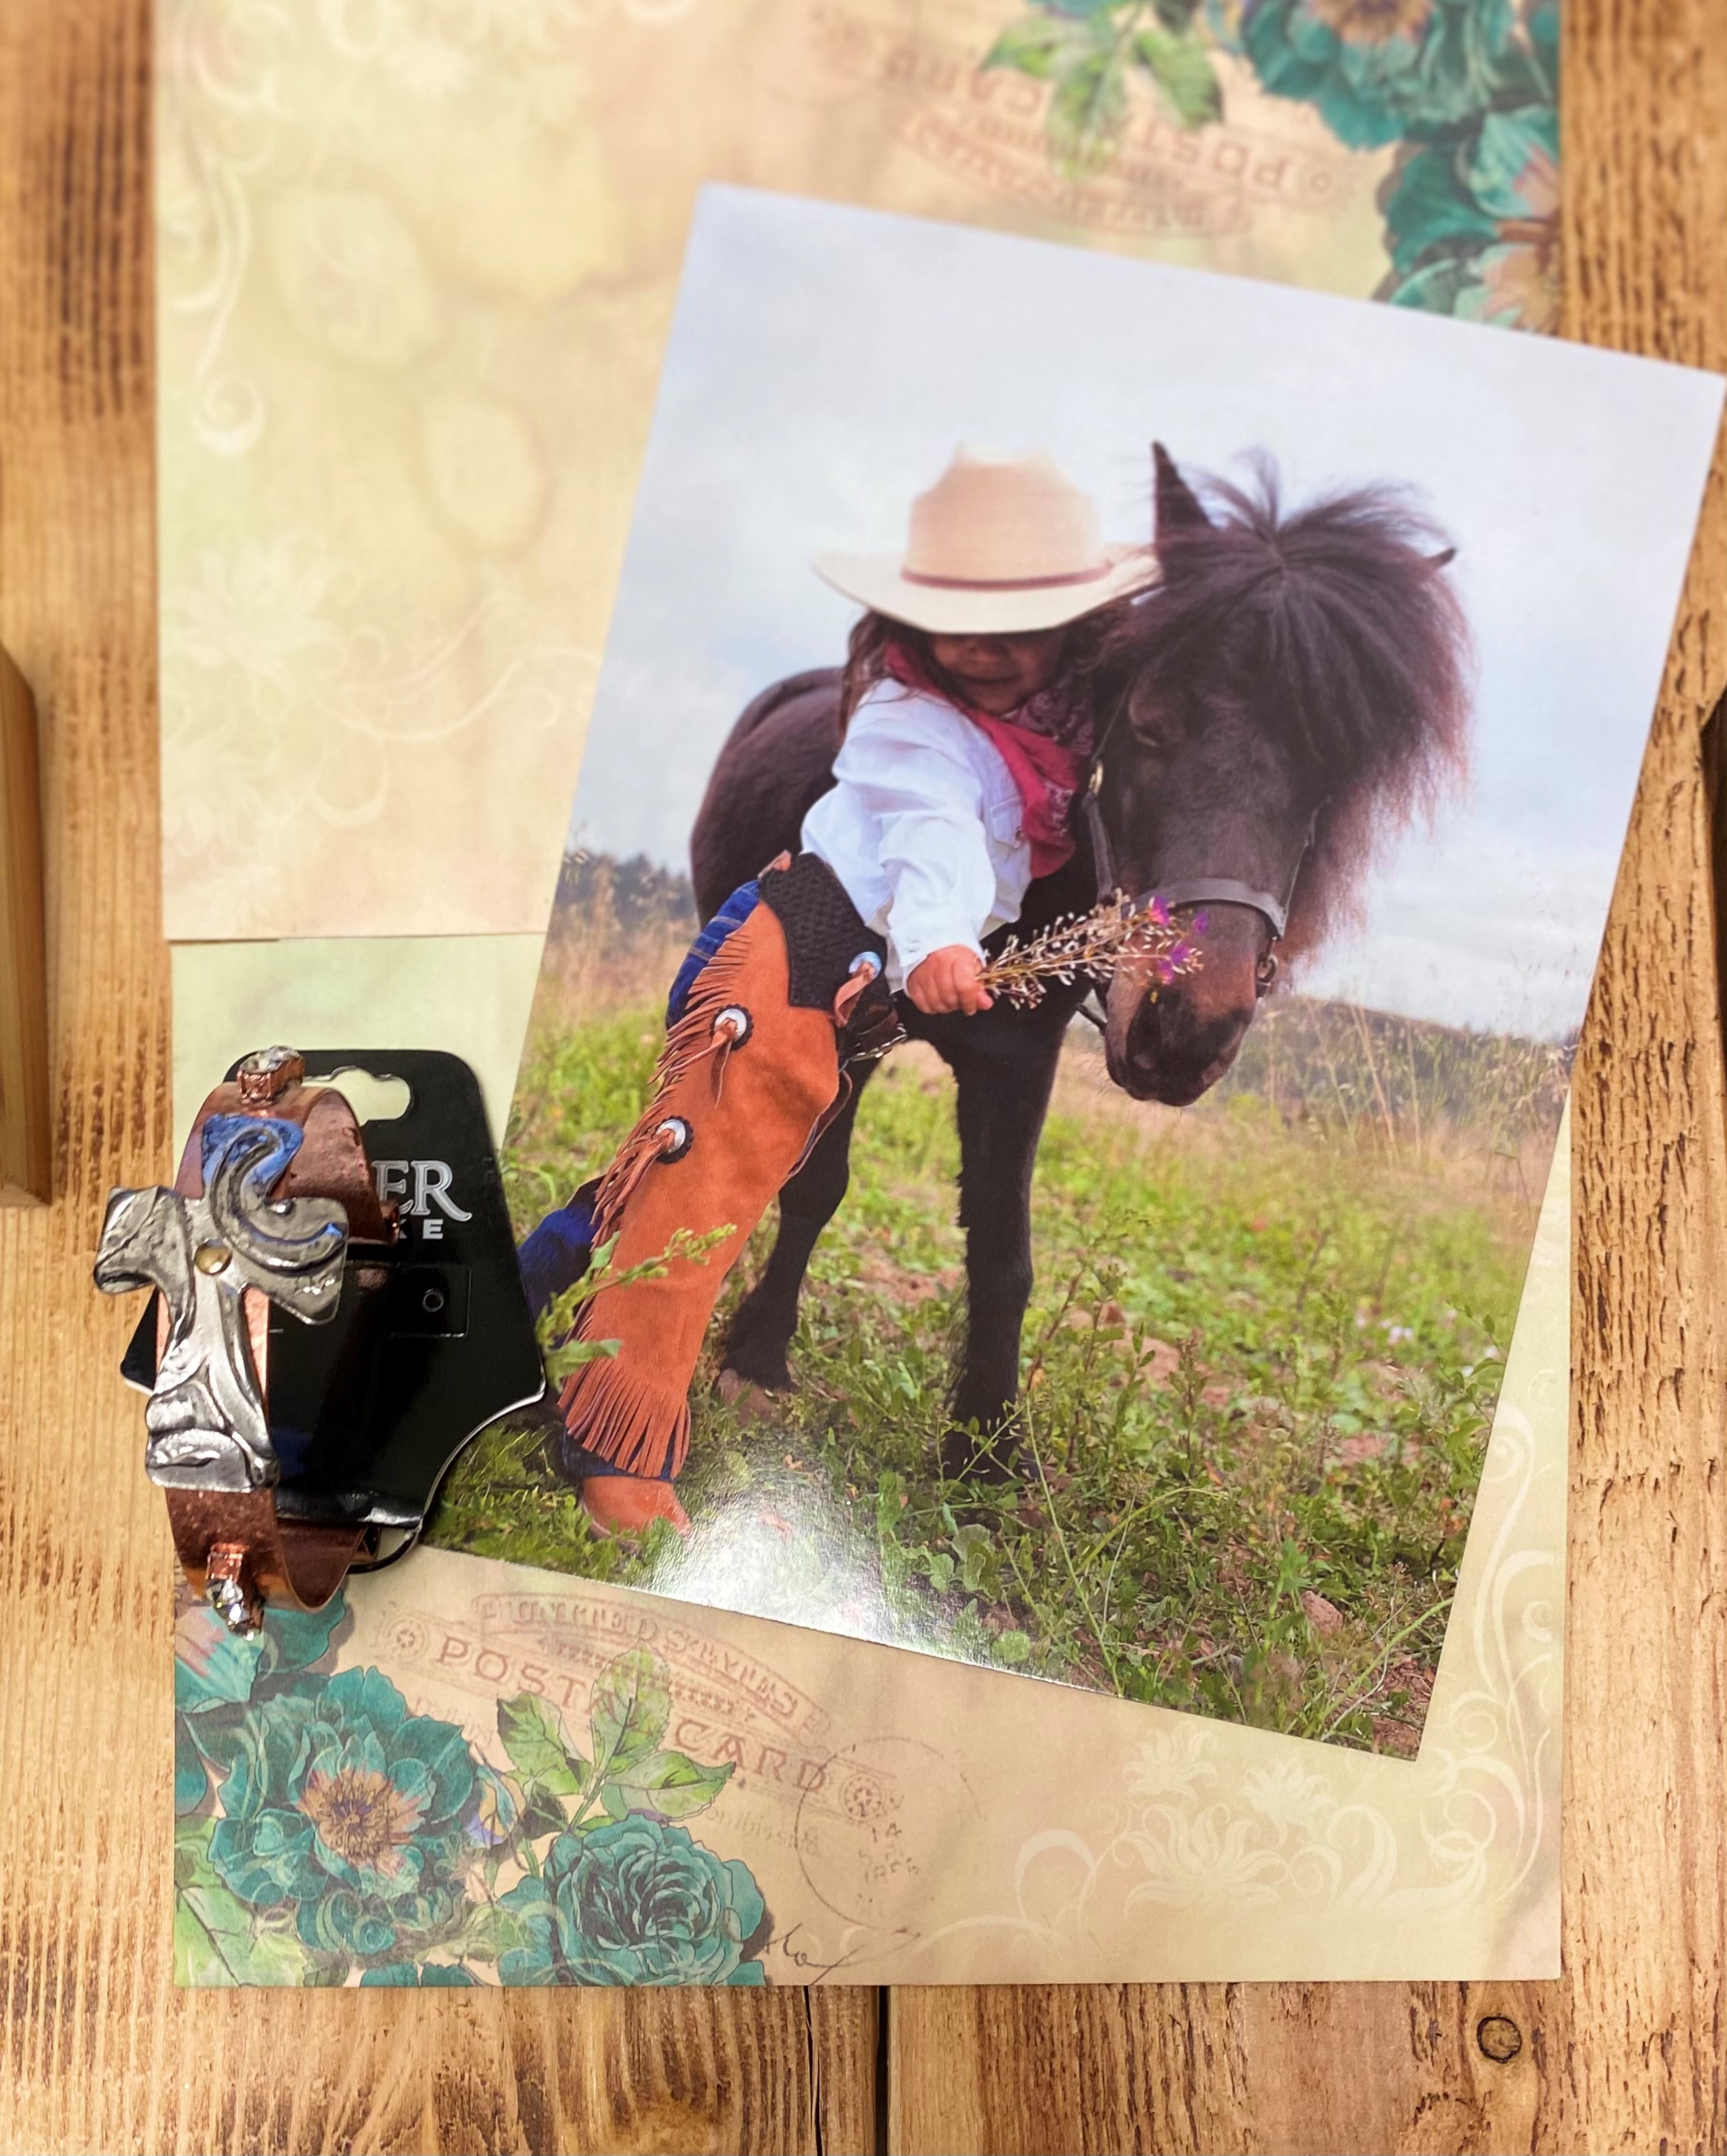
(94, 1113), (349, 1498)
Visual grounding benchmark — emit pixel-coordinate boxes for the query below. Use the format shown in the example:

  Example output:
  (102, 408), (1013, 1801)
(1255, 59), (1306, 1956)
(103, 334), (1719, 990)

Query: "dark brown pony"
(689, 446), (1471, 1472)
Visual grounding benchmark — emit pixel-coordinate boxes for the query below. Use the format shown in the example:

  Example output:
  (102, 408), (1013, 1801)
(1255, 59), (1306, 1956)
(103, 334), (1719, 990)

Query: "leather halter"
(1080, 760), (1312, 994)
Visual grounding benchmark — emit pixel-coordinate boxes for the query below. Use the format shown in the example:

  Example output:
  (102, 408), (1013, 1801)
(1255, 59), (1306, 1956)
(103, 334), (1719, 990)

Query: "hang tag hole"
(313, 1069), (413, 1126)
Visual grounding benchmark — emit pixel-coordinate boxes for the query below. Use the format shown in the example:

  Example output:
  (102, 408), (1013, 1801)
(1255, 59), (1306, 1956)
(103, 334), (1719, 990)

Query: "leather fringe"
(556, 1360), (691, 1481)
(588, 928), (760, 1243)
(561, 919), (769, 1479)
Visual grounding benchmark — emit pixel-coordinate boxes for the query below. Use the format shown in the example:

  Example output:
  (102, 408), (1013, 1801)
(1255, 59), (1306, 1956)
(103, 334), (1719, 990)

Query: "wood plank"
(887, 0), (1727, 2149)
(5, 0), (1725, 2147)
(0, 636), (49, 1203)
(0, 5), (871, 2150)
(890, 1982), (1548, 2155)
(810, 1990), (883, 2156)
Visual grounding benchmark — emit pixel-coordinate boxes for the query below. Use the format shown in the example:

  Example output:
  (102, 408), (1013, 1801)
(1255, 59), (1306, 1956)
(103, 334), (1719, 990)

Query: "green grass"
(429, 1001), (1539, 1756)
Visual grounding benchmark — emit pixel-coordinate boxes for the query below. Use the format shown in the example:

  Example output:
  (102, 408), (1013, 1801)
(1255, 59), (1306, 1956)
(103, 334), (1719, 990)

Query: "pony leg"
(719, 1068), (871, 1393)
(943, 1036), (1062, 1480)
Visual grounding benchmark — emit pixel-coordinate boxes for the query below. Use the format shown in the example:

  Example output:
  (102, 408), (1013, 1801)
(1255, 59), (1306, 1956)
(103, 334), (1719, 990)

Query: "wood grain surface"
(0, 638), (50, 1205)
(0, 1), (1721, 2152)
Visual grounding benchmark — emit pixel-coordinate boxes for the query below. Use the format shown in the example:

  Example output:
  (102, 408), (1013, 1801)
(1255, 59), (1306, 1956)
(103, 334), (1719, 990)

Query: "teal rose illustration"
(499, 1816), (767, 1987)
(1384, 101), (1558, 326)
(174, 1593), (349, 1815)
(208, 1665), (481, 1962)
(1241, 0), (1520, 149)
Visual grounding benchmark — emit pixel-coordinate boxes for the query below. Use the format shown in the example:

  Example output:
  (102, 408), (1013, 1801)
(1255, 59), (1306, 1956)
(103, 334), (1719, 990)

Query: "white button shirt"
(800, 681), (1031, 991)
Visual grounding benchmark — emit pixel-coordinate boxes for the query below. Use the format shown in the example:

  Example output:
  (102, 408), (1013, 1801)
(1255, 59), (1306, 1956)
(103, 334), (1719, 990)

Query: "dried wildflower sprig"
(978, 894), (1204, 1011)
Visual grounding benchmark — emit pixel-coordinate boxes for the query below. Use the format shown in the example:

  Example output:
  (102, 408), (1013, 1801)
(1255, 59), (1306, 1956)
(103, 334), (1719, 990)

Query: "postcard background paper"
(157, 0), (1586, 1980)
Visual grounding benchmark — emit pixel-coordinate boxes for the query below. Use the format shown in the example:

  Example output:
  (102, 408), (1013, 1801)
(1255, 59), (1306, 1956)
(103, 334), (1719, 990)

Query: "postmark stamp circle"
(795, 1734), (978, 1932)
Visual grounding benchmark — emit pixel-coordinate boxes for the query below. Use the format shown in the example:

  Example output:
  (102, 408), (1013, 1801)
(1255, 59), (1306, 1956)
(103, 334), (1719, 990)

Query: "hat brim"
(812, 546), (1158, 635)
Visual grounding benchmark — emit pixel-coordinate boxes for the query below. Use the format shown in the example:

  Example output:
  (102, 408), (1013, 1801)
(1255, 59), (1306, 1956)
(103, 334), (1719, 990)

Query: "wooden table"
(2, 4), (1723, 2149)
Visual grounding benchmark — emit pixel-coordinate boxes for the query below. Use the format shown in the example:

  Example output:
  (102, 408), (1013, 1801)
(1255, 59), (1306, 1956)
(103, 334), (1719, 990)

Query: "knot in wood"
(1476, 2014), (1523, 2063)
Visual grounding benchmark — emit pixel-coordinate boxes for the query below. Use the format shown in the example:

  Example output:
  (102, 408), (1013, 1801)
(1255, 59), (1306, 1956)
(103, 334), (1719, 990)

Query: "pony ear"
(1153, 443), (1212, 542)
(1426, 546), (1457, 571)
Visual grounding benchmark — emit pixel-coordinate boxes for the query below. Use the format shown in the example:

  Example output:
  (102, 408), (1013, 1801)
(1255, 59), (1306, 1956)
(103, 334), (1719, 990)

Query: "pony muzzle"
(1103, 919), (1262, 1105)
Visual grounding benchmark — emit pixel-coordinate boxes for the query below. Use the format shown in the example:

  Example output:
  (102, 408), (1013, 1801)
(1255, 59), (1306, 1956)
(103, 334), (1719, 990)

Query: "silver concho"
(93, 1115), (348, 1493)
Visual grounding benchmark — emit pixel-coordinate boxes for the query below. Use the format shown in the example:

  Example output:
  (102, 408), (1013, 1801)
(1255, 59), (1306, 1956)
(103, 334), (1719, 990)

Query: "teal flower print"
(469, 1762), (521, 1849)
(978, 0), (1558, 331)
(499, 1816), (767, 1987)
(176, 1595), (347, 1717)
(1446, 106), (1558, 329)
(208, 1666), (481, 1962)
(1385, 103), (1558, 326)
(179, 1620), (767, 1987)
(174, 1593), (349, 1815)
(1241, 0), (1519, 149)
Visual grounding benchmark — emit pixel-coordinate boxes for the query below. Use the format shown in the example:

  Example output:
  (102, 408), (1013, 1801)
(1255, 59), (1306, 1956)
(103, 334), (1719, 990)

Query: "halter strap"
(1081, 760), (1311, 945)
(1149, 876), (1293, 941)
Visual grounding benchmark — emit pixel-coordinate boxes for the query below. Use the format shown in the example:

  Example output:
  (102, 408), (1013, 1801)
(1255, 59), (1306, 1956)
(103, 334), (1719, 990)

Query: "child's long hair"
(836, 606), (1126, 732)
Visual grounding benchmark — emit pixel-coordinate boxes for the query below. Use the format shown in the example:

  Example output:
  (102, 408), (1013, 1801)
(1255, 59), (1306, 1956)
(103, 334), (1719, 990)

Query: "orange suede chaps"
(556, 892), (870, 1479)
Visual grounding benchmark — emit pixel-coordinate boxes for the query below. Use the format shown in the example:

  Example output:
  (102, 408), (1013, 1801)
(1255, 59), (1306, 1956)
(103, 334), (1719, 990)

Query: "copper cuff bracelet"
(95, 1046), (544, 1634)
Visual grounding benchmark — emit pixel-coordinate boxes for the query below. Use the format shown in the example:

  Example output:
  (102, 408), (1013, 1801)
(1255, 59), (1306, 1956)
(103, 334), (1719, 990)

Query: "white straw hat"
(814, 447), (1158, 635)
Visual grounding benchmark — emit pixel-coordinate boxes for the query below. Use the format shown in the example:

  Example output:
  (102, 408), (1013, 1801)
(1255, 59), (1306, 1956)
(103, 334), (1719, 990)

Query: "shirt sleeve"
(832, 691), (1000, 980)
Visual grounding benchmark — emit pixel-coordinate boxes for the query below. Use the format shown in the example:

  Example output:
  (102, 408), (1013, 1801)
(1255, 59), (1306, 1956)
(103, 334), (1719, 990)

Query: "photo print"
(424, 186), (1722, 1757)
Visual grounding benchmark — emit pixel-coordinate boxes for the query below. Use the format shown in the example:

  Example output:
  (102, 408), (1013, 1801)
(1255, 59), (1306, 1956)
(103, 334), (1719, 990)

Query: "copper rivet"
(236, 1045), (304, 1106)
(1476, 2015), (1522, 2063)
(194, 1240), (233, 1275)
(205, 1543), (262, 1638)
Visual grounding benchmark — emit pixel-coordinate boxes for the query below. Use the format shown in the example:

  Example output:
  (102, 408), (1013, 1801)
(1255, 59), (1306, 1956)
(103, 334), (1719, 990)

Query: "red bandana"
(882, 644), (1086, 878)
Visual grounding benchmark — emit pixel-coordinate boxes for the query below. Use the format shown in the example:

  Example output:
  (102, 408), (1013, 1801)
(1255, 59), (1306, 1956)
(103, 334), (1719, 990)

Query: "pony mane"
(1120, 457), (1473, 966)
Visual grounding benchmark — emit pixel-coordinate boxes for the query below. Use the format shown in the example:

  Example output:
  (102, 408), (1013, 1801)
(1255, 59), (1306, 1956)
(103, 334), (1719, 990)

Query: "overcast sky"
(568, 187), (1722, 1041)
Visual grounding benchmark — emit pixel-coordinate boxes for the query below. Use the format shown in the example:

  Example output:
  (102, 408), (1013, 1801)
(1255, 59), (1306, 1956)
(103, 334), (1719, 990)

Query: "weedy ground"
(429, 865), (1566, 1756)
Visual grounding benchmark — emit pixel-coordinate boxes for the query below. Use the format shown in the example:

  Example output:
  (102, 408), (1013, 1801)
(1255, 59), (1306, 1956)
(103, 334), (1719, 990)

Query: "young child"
(524, 448), (1154, 1535)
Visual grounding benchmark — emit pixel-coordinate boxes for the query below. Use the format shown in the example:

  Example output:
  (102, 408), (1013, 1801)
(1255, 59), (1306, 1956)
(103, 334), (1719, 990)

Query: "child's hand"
(907, 946), (993, 1016)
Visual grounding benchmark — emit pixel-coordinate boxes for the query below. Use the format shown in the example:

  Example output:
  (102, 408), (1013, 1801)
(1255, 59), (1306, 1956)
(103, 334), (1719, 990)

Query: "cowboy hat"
(814, 447), (1158, 636)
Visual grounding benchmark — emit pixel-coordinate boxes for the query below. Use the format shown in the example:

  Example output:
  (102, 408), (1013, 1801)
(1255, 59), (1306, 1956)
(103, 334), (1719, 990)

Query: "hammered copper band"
(166, 1490), (368, 1613)
(164, 1056), (396, 1619)
(172, 1073), (395, 1241)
